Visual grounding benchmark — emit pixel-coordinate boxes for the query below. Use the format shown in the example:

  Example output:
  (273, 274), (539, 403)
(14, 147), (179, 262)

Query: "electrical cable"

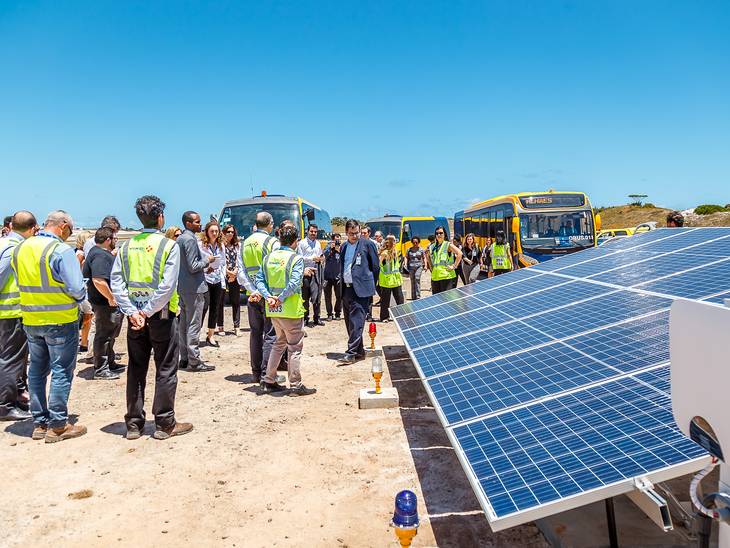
(691, 458), (719, 519)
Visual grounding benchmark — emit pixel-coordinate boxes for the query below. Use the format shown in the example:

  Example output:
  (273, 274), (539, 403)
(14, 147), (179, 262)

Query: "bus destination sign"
(519, 194), (586, 209)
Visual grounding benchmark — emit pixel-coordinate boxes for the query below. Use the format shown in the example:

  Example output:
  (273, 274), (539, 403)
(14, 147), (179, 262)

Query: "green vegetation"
(695, 204), (729, 215)
(628, 194), (648, 206)
(330, 216), (349, 226)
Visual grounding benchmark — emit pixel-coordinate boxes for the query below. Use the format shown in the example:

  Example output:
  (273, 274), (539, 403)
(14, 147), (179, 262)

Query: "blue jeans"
(24, 322), (78, 428)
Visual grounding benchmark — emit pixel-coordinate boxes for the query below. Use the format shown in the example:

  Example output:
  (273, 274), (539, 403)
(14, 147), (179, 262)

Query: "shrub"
(695, 204), (729, 215)
(642, 203), (656, 208)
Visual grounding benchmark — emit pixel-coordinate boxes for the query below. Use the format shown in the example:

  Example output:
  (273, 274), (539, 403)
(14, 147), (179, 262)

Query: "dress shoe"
(261, 381), (286, 393)
(355, 353), (367, 361)
(32, 425), (47, 440)
(252, 373), (262, 384)
(366, 314), (374, 322)
(126, 428), (141, 440)
(153, 421), (194, 440)
(205, 337), (220, 348)
(15, 399), (29, 411)
(178, 360), (189, 371)
(337, 355), (355, 366)
(288, 385), (316, 397)
(84, 356), (95, 364)
(94, 370), (120, 380)
(334, 314), (341, 320)
(45, 422), (87, 443)
(326, 314), (334, 321)
(184, 363), (215, 372)
(313, 319), (325, 327)
(79, 345), (88, 353)
(109, 363), (127, 372)
(305, 321), (313, 328)
(374, 301), (382, 307)
(0, 407), (32, 421)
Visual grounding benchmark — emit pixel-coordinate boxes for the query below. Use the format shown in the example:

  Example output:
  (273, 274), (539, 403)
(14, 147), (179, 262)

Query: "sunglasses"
(435, 231), (444, 235)
(225, 231), (234, 234)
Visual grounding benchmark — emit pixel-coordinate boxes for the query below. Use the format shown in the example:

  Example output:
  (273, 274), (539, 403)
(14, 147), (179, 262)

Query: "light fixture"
(369, 322), (377, 349)
(390, 490), (419, 547)
(371, 356), (383, 394)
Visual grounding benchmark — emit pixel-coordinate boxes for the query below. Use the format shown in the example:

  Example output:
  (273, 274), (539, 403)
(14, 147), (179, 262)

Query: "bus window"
(220, 203), (301, 240)
(480, 214), (489, 239)
(311, 207), (333, 239)
(406, 219), (448, 242)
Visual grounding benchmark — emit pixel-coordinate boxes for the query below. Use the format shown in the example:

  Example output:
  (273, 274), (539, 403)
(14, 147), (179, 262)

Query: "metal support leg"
(697, 512), (712, 548)
(606, 497), (619, 548)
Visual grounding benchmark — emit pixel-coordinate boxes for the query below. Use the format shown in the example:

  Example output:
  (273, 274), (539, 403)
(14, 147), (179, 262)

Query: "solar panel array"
(391, 227), (730, 531)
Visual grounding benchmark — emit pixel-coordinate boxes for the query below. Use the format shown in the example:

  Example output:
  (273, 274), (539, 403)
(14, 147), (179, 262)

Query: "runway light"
(390, 490), (420, 547)
(371, 357), (383, 394)
(369, 322), (377, 349)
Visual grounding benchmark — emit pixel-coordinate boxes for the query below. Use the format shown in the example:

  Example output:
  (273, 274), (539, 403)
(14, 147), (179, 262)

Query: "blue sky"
(1, 1), (728, 228)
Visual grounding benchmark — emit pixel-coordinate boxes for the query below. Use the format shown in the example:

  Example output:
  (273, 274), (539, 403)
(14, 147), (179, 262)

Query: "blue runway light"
(392, 490), (419, 528)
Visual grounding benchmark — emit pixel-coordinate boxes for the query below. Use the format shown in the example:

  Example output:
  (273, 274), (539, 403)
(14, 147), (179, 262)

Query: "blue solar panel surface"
(390, 227), (729, 530)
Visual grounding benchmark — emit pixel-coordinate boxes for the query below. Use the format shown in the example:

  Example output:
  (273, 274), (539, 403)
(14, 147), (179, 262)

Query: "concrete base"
(359, 387), (399, 409)
(364, 346), (383, 357)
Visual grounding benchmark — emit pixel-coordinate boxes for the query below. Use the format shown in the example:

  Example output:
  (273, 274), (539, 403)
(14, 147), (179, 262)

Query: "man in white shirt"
(296, 224), (324, 327)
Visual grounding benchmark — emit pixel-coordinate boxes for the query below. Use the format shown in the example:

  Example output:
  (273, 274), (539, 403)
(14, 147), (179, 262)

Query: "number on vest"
(268, 302), (283, 315)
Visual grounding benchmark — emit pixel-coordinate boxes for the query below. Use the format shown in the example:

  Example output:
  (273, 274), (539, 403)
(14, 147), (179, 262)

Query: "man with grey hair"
(241, 211), (280, 383)
(12, 210), (87, 441)
(83, 215), (122, 256)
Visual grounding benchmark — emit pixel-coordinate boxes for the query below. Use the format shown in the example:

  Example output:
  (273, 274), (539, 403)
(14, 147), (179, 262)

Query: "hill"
(598, 205), (730, 229)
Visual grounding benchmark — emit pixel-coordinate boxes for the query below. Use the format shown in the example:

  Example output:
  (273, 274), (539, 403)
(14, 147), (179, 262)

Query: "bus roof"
(462, 191), (589, 214)
(221, 195), (325, 211)
(364, 215), (446, 224)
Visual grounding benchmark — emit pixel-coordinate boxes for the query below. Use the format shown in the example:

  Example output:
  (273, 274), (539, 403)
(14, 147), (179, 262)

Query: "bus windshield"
(365, 221), (402, 242)
(220, 203), (301, 239)
(403, 219), (449, 242)
(519, 211), (594, 250)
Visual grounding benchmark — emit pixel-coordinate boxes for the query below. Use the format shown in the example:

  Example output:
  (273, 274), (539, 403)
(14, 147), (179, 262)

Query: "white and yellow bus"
(453, 191), (597, 269)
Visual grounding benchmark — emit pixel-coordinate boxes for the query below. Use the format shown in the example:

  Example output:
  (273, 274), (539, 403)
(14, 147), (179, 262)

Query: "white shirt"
(198, 241), (226, 287)
(296, 237), (322, 268)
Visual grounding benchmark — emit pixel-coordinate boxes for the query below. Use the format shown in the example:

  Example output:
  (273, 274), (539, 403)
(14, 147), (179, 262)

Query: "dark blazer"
(176, 229), (208, 294)
(339, 237), (380, 298)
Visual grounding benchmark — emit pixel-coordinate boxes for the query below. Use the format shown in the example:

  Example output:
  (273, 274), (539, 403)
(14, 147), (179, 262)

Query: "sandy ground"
(2, 273), (550, 548)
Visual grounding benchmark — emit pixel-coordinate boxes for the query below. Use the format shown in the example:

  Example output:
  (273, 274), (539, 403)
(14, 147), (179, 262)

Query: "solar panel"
(390, 227), (727, 531)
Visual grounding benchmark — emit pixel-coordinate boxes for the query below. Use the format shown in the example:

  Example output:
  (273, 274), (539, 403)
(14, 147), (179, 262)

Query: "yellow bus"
(364, 215), (450, 258)
(453, 190), (597, 269)
(217, 192), (333, 245)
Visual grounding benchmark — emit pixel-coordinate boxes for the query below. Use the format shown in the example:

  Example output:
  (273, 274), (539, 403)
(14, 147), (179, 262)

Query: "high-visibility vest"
(0, 235), (23, 319)
(430, 242), (455, 281)
(491, 244), (512, 270)
(262, 248), (305, 319)
(379, 254), (402, 288)
(119, 232), (179, 314)
(12, 236), (78, 326)
(242, 231), (277, 296)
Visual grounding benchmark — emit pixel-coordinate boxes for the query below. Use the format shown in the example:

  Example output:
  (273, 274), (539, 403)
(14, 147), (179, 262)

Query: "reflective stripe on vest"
(11, 236), (78, 325)
(120, 233), (179, 313)
(431, 242), (455, 281)
(262, 249), (305, 319)
(379, 255), (402, 288)
(242, 232), (277, 295)
(0, 235), (22, 318)
(491, 244), (512, 270)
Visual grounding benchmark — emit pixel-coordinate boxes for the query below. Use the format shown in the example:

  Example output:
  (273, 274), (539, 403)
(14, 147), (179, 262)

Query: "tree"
(628, 194), (648, 206)
(330, 216), (349, 227)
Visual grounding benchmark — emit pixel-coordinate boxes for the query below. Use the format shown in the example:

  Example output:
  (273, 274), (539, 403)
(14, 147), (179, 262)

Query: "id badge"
(355, 254), (362, 266)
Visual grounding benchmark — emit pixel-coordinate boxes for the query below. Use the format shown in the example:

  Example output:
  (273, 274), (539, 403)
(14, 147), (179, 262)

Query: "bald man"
(0, 212), (36, 421)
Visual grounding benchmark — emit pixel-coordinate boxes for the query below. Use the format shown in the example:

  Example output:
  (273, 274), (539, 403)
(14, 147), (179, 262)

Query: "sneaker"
(334, 314), (341, 320)
(126, 428), (141, 440)
(32, 426), (47, 440)
(94, 370), (120, 380)
(153, 422), (194, 440)
(326, 314), (334, 321)
(183, 363), (215, 372)
(115, 353), (122, 361)
(45, 423), (87, 443)
(337, 355), (355, 366)
(314, 319), (325, 327)
(288, 385), (316, 397)
(261, 382), (286, 393)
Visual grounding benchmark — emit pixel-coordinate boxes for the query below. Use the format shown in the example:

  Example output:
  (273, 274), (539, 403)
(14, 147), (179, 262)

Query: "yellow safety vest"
(379, 254), (402, 288)
(262, 248), (305, 319)
(0, 235), (23, 319)
(242, 231), (277, 296)
(491, 244), (512, 270)
(12, 236), (78, 326)
(120, 232), (179, 314)
(430, 242), (455, 281)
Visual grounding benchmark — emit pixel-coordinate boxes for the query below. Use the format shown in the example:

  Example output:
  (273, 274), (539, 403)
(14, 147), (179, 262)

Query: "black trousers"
(91, 304), (123, 374)
(323, 277), (342, 316)
(301, 272), (322, 322)
(432, 278), (456, 294)
(493, 268), (510, 276)
(0, 317), (28, 414)
(379, 285), (405, 321)
(202, 282), (224, 330)
(247, 299), (276, 376)
(217, 279), (242, 329)
(342, 285), (370, 357)
(125, 313), (179, 431)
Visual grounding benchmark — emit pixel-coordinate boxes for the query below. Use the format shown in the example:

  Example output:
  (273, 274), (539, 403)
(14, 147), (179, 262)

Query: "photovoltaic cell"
(389, 227), (729, 530)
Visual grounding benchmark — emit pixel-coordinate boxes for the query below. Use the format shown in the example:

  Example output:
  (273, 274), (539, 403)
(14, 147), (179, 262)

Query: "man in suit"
(176, 211), (215, 372)
(337, 219), (380, 365)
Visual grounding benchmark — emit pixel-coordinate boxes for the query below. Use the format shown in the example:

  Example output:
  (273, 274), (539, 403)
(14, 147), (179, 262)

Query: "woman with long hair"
(75, 230), (94, 354)
(378, 235), (404, 322)
(490, 230), (514, 276)
(429, 226), (462, 294)
(404, 236), (425, 300)
(462, 233), (482, 284)
(218, 224), (244, 336)
(198, 221), (226, 347)
(452, 234), (466, 286)
(164, 226), (183, 240)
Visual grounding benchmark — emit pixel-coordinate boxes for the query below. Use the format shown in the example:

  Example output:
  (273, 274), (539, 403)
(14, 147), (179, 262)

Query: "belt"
(345, 283), (353, 287)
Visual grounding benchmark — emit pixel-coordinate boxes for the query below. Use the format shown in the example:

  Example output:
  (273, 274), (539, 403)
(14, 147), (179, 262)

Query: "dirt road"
(3, 274), (548, 548)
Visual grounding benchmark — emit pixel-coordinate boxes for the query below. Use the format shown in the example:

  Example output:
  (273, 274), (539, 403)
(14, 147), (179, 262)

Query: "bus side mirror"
(402, 224), (411, 239)
(511, 217), (519, 235)
(304, 208), (315, 222)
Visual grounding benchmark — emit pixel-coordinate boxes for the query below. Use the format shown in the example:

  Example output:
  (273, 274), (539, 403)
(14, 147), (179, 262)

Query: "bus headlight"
(519, 254), (539, 266)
